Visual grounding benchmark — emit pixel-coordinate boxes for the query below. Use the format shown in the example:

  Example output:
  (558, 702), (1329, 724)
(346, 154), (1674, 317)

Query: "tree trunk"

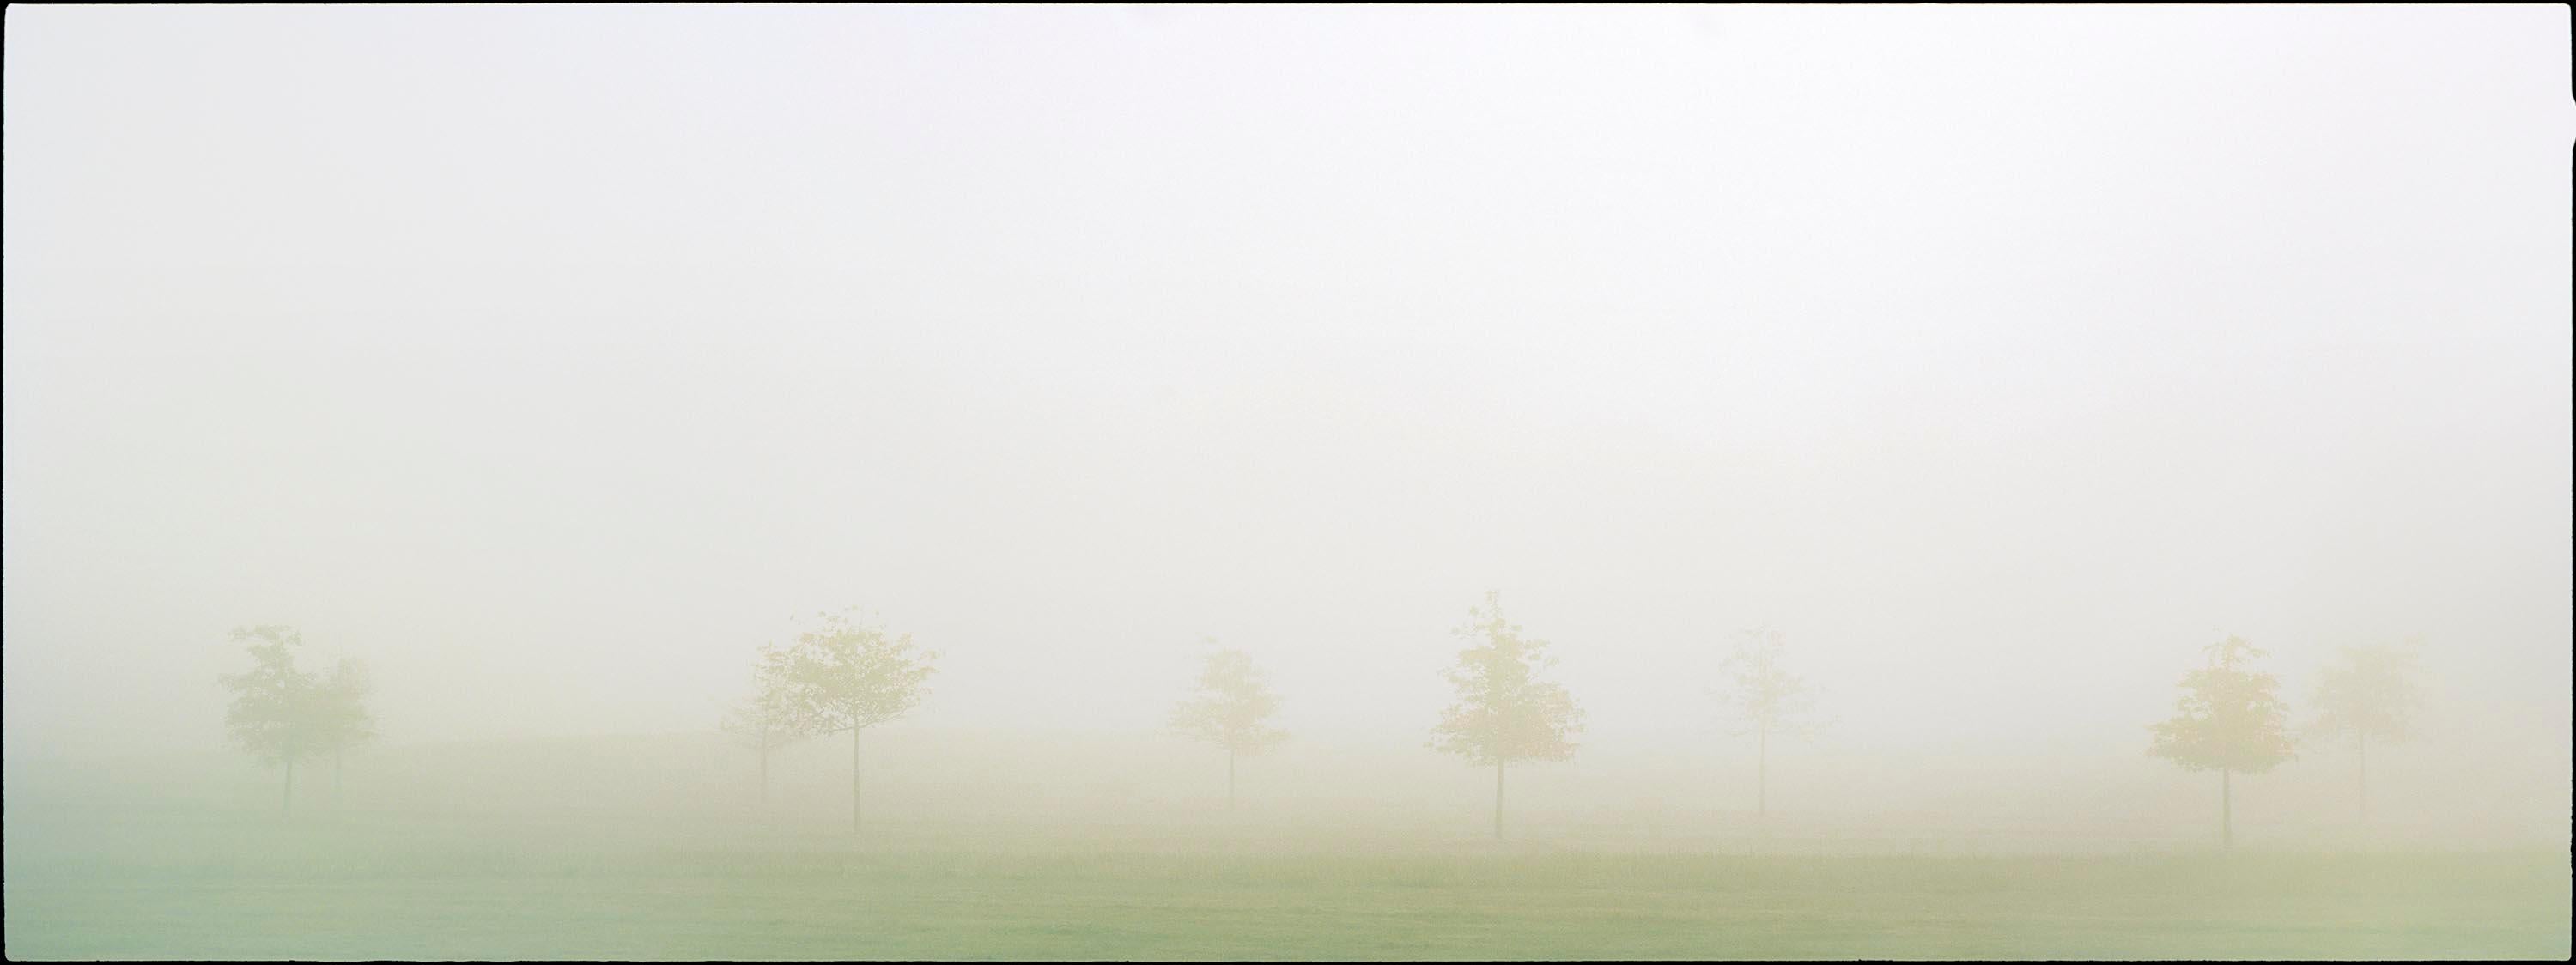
(1757, 730), (1769, 821)
(2221, 768), (2233, 849)
(850, 726), (864, 834)
(1227, 748), (1236, 812)
(282, 758), (295, 820)
(1493, 761), (1505, 841)
(2356, 734), (2368, 823)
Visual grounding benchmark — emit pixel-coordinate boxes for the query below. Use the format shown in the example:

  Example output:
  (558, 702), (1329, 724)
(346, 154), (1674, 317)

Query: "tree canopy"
(315, 657), (377, 760)
(1171, 643), (1287, 756)
(1429, 592), (1583, 767)
(758, 608), (940, 736)
(221, 626), (369, 766)
(2309, 640), (2424, 749)
(723, 658), (811, 754)
(1715, 627), (1820, 740)
(220, 625), (325, 767)
(2149, 635), (2295, 774)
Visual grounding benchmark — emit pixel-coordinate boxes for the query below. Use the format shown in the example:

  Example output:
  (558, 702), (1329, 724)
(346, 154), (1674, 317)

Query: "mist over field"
(4, 4), (2570, 960)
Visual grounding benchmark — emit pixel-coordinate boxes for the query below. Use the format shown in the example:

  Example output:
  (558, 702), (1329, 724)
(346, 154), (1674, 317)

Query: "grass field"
(5, 810), (2567, 960)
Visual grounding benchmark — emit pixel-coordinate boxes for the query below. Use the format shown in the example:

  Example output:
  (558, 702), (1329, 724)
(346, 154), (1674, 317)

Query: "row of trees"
(718, 592), (1814, 838)
(220, 598), (2427, 846)
(709, 595), (2419, 846)
(1407, 605), (2425, 847)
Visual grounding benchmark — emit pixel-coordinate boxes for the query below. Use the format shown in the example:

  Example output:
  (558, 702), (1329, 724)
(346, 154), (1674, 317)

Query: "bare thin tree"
(2308, 639), (2425, 823)
(315, 658), (376, 809)
(1170, 640), (1287, 810)
(1713, 627), (1820, 821)
(721, 658), (809, 816)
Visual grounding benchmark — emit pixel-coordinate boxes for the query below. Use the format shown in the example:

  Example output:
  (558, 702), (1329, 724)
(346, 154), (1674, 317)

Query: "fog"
(4, 1), (2569, 868)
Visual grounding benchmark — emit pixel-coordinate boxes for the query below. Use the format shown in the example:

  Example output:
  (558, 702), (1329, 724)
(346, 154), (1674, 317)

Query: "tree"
(1713, 627), (1820, 821)
(1170, 641), (1287, 811)
(1429, 592), (1583, 840)
(218, 625), (328, 818)
(2307, 640), (2425, 822)
(2149, 634), (2295, 848)
(761, 608), (939, 833)
(313, 657), (376, 808)
(720, 659), (809, 815)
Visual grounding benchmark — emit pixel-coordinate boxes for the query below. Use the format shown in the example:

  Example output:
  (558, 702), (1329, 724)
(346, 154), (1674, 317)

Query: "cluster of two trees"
(1422, 606), (2425, 847)
(723, 612), (1297, 830)
(217, 625), (376, 817)
(2148, 635), (2423, 847)
(1425, 594), (1823, 838)
(1167, 598), (1589, 832)
(725, 609), (939, 831)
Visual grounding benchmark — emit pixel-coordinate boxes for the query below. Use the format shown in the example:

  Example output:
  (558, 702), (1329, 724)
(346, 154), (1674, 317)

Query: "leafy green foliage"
(317, 658), (377, 758)
(1170, 643), (1287, 755)
(2308, 640), (2424, 749)
(219, 626), (319, 767)
(721, 657), (810, 753)
(1715, 627), (1820, 740)
(2149, 635), (2294, 774)
(1429, 592), (1583, 767)
(218, 626), (372, 767)
(758, 608), (939, 736)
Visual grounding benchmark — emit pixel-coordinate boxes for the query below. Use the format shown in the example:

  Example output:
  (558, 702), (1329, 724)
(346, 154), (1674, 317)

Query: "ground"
(5, 810), (2566, 960)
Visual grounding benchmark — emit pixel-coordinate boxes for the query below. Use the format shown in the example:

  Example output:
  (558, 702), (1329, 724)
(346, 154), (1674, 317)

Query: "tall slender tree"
(762, 608), (939, 833)
(2308, 640), (2425, 822)
(218, 625), (327, 818)
(1170, 641), (1287, 810)
(2150, 634), (2295, 848)
(314, 657), (376, 808)
(721, 659), (809, 816)
(1713, 627), (1820, 821)
(1429, 592), (1583, 840)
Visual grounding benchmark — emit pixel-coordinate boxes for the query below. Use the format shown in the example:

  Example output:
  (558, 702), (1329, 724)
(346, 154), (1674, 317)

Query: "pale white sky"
(3, 5), (2568, 780)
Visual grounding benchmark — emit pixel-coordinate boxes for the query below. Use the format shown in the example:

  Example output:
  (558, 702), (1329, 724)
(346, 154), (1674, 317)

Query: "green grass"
(5, 815), (2567, 960)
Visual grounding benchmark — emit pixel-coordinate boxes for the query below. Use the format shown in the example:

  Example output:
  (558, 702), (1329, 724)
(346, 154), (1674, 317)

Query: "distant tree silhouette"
(2308, 640), (2425, 822)
(722, 659), (810, 815)
(761, 608), (938, 833)
(1713, 627), (1820, 821)
(1430, 592), (1583, 840)
(218, 625), (331, 818)
(314, 657), (376, 808)
(2150, 635), (2295, 848)
(1170, 641), (1287, 811)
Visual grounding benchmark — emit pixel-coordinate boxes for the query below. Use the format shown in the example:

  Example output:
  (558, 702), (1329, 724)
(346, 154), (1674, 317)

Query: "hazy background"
(5, 4), (2569, 847)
